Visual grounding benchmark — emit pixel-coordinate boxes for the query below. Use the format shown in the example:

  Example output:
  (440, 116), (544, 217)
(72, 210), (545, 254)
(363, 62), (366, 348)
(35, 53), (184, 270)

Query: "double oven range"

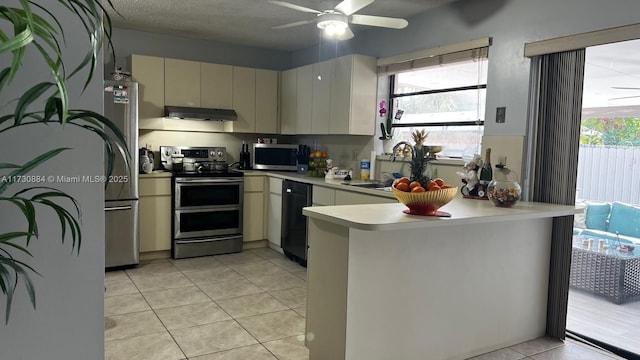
(161, 146), (243, 259)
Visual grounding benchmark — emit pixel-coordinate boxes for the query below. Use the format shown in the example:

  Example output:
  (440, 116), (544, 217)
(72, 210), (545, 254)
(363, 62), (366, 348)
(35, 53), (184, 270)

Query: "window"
(380, 42), (489, 158)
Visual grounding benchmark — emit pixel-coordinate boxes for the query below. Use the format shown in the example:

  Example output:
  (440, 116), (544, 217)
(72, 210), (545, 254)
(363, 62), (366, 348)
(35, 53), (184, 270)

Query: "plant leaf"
(0, 148), (69, 195)
(14, 82), (55, 125)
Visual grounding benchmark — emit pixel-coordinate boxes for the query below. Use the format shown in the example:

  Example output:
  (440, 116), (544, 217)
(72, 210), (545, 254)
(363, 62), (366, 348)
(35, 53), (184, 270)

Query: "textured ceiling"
(105, 0), (457, 51)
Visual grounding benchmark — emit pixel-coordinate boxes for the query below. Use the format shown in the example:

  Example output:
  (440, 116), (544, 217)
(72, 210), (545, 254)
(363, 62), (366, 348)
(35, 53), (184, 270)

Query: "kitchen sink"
(341, 181), (390, 191)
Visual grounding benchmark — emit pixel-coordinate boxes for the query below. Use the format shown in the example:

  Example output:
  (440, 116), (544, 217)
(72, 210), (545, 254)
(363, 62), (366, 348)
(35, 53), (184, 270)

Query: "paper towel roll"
(370, 150), (376, 180)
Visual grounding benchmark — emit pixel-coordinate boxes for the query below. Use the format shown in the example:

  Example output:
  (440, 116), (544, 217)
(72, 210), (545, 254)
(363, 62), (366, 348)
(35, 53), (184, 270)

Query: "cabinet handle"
(104, 206), (132, 211)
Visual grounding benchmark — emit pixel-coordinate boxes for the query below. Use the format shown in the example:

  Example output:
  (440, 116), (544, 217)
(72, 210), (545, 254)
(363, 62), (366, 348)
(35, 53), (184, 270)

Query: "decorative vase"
(382, 139), (394, 154)
(487, 166), (522, 207)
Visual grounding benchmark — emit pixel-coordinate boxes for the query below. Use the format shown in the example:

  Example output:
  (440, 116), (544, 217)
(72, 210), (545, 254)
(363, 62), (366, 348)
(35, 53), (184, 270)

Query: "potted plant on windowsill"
(0, 0), (126, 323)
(378, 100), (395, 153)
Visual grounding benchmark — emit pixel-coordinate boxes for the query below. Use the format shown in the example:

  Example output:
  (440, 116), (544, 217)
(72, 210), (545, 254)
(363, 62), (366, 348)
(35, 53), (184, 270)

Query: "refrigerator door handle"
(104, 205), (133, 211)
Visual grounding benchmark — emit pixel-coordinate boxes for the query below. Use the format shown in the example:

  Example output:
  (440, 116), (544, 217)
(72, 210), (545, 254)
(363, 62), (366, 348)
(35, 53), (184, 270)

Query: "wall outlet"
(352, 150), (359, 161)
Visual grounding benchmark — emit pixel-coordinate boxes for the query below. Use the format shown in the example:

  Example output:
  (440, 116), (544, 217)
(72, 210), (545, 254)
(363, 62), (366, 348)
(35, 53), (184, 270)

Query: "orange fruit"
(409, 181), (422, 190)
(434, 178), (445, 187)
(395, 182), (410, 192)
(427, 182), (441, 191)
(411, 186), (426, 193)
(397, 177), (410, 185)
(441, 184), (452, 189)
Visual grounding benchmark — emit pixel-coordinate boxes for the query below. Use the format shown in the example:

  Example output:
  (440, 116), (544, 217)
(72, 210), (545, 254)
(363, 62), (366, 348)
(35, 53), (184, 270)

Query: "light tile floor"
(105, 247), (625, 360)
(105, 247), (308, 360)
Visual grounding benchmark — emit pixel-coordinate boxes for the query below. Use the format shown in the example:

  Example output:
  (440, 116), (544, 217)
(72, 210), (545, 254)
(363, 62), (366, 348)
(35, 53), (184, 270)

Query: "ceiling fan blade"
(272, 19), (316, 29)
(268, 0), (321, 14)
(611, 87), (640, 90)
(334, 0), (374, 16)
(350, 14), (408, 29)
(608, 95), (640, 101)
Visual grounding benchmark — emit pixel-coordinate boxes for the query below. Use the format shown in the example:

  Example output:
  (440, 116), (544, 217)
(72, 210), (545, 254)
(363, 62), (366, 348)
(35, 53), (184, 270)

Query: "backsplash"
(139, 130), (374, 173)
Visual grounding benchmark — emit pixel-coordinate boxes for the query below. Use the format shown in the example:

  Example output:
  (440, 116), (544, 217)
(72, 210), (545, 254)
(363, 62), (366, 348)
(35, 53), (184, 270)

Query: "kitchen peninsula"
(302, 199), (581, 360)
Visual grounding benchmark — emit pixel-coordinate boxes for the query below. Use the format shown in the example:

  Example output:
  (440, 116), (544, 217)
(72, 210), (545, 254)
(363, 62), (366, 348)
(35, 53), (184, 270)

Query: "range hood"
(163, 106), (238, 121)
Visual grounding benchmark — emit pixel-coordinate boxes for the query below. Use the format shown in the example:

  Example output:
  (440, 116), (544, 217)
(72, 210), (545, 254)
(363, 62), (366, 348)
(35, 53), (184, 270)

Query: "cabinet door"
(329, 55), (351, 134)
(231, 66), (256, 133)
(312, 60), (332, 134)
(243, 192), (265, 242)
(296, 64), (313, 134)
(267, 177), (283, 247)
(334, 189), (396, 205)
(128, 54), (164, 119)
(165, 58), (200, 107)
(348, 54), (377, 135)
(201, 62), (233, 109)
(280, 69), (297, 135)
(268, 192), (282, 247)
(330, 54), (377, 135)
(139, 196), (172, 252)
(255, 69), (278, 134)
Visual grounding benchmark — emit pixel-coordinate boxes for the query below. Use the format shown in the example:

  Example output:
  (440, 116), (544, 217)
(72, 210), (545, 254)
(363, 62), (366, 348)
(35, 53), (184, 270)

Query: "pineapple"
(409, 130), (431, 186)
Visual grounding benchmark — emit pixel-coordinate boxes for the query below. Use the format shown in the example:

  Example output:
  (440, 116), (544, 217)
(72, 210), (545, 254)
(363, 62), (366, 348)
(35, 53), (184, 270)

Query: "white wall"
(291, 0), (640, 175)
(0, 1), (105, 359)
(107, 27), (291, 72)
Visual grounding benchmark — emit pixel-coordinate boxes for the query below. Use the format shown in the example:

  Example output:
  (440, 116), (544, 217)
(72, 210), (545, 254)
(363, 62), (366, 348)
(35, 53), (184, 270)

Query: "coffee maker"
(139, 148), (154, 174)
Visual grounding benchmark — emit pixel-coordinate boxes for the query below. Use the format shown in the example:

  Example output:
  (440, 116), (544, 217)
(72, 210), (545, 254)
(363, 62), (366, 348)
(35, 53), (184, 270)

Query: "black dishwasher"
(281, 180), (312, 266)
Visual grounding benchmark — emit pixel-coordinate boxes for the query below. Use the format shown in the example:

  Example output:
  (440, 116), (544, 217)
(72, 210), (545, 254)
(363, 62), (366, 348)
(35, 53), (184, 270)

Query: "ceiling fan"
(269, 0), (408, 40)
(609, 86), (640, 101)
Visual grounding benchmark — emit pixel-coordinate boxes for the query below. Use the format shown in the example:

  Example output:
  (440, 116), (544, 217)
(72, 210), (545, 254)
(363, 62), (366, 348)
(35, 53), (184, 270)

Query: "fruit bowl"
(392, 186), (458, 216)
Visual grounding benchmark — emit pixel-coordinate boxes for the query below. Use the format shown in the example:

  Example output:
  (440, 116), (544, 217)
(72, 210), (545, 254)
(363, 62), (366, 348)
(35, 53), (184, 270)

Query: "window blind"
(377, 37), (491, 76)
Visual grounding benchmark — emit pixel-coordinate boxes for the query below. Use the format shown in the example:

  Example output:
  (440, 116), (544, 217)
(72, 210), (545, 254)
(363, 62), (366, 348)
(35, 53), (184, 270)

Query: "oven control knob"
(217, 151), (224, 158)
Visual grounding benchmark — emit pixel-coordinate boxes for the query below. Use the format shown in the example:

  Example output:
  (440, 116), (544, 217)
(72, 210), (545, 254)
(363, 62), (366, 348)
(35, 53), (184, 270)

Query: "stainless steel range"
(164, 146), (244, 259)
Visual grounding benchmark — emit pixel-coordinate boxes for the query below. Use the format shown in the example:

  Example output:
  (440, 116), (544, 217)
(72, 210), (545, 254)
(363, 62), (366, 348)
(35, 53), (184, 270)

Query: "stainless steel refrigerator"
(103, 80), (139, 268)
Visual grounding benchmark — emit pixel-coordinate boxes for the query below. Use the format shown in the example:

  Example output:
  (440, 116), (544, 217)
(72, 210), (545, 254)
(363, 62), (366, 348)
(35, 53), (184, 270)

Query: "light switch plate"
(496, 107), (506, 123)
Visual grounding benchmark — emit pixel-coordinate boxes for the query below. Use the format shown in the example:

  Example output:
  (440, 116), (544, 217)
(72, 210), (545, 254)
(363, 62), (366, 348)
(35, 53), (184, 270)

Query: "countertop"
(302, 198), (583, 231)
(140, 169), (396, 198)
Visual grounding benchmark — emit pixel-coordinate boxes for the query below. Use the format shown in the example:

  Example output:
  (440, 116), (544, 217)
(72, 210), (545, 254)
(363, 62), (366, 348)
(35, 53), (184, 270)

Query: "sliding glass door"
(567, 39), (640, 358)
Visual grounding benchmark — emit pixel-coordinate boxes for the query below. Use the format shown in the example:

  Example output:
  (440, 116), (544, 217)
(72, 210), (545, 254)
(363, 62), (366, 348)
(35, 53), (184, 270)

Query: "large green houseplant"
(0, 0), (126, 323)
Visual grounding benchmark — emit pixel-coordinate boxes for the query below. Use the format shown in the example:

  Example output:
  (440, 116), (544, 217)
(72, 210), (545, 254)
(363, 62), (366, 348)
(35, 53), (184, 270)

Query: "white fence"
(576, 145), (640, 204)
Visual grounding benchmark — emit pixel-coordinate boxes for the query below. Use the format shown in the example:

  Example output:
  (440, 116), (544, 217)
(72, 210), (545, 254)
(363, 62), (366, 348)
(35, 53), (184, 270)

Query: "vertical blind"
(529, 49), (585, 339)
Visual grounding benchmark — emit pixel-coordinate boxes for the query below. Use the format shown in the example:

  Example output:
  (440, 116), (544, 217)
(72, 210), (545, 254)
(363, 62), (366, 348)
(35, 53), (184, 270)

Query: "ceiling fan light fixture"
(317, 13), (348, 37)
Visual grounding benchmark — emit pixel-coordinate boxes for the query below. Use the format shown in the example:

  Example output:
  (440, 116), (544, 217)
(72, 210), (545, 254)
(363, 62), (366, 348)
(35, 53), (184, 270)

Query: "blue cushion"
(608, 202), (640, 238)
(585, 202), (611, 231)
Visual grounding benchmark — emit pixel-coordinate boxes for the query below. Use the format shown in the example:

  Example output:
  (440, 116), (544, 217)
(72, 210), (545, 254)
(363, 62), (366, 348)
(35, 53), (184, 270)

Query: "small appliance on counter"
(253, 143), (298, 171)
(139, 147), (154, 174)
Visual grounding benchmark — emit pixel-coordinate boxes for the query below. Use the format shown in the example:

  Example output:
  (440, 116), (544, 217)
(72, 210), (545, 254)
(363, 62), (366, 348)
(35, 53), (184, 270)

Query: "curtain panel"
(529, 49), (585, 339)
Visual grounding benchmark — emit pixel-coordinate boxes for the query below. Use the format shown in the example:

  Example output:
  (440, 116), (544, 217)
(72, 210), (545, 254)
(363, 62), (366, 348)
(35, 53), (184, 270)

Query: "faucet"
(390, 141), (415, 162)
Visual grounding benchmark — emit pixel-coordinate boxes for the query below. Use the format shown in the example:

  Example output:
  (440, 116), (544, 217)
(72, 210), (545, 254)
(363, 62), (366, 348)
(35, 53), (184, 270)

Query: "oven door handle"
(175, 235), (242, 244)
(175, 178), (243, 184)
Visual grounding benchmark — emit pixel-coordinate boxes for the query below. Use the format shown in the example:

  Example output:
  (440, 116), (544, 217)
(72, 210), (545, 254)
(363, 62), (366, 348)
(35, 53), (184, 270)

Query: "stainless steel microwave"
(253, 143), (298, 171)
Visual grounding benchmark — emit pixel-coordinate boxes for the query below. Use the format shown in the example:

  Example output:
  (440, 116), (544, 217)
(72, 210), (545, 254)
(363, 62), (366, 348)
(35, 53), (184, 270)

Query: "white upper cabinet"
(330, 54), (377, 135)
(165, 58), (200, 107)
(311, 60), (332, 134)
(230, 66), (256, 133)
(296, 64), (313, 134)
(255, 69), (279, 134)
(201, 62), (233, 109)
(128, 54), (165, 119)
(280, 68), (297, 135)
(279, 54), (377, 135)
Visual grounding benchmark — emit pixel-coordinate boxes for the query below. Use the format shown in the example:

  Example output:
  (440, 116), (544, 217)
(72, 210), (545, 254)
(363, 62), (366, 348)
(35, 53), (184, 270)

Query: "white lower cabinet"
(267, 177), (283, 248)
(243, 176), (266, 242)
(139, 177), (172, 253)
(312, 185), (335, 206)
(334, 189), (397, 205)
